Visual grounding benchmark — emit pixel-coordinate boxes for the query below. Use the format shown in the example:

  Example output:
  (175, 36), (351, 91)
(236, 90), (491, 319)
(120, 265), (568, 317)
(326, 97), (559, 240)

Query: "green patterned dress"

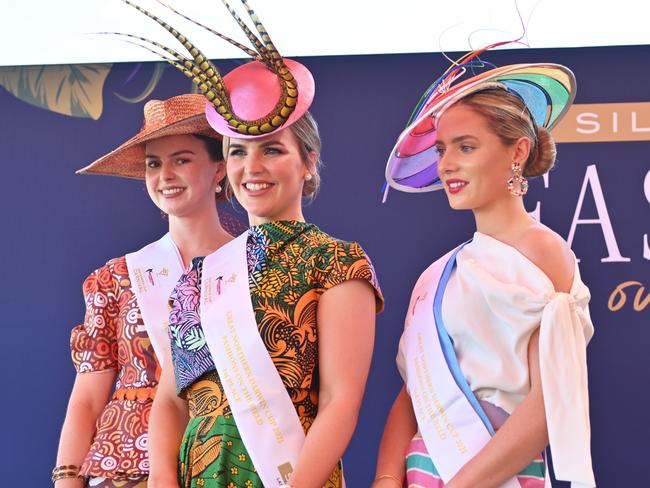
(168, 221), (383, 487)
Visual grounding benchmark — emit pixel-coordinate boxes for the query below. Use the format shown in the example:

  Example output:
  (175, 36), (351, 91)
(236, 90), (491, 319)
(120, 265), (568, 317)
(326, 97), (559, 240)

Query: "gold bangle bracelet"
(53, 465), (79, 471)
(52, 472), (81, 483)
(375, 474), (402, 485)
(51, 464), (82, 483)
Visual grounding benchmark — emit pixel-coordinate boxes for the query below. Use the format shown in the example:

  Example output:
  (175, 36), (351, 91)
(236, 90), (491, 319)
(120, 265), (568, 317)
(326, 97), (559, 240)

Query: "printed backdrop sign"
(0, 45), (648, 486)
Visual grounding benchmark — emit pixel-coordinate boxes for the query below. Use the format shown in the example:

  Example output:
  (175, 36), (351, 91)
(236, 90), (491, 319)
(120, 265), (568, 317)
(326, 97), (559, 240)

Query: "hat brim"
(205, 59), (315, 139)
(76, 115), (221, 180)
(385, 63), (576, 193)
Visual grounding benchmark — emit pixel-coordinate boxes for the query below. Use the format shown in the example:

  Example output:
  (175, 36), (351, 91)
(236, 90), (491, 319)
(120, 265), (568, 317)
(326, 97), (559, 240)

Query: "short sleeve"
(315, 240), (384, 313)
(70, 261), (120, 373)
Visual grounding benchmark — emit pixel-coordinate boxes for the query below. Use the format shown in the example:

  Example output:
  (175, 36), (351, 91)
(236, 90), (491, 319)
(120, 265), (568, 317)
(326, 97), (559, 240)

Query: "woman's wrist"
(148, 470), (181, 488)
(51, 464), (85, 486)
(373, 473), (402, 486)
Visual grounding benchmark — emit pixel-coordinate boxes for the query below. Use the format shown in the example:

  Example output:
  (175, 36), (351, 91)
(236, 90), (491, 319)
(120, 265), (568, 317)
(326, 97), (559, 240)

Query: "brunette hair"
(193, 134), (224, 162)
(456, 86), (556, 177)
(192, 134), (227, 202)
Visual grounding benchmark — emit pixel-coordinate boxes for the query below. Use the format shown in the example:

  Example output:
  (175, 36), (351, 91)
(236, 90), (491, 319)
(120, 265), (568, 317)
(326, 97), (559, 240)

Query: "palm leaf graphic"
(0, 64), (111, 120)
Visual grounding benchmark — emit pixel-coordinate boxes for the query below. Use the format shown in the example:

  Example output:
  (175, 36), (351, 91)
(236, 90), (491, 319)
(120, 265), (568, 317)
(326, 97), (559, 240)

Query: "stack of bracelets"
(51, 464), (83, 484)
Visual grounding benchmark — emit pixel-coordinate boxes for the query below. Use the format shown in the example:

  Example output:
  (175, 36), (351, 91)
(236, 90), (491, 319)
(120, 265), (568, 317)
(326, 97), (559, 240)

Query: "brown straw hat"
(77, 93), (221, 179)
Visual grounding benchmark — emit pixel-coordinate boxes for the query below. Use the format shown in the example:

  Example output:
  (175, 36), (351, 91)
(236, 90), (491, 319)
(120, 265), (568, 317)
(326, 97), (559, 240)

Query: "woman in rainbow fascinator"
(113, 2), (384, 487)
(373, 47), (596, 488)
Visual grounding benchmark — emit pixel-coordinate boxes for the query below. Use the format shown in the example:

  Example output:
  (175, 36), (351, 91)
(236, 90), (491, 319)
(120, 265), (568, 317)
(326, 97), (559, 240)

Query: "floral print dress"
(168, 221), (383, 487)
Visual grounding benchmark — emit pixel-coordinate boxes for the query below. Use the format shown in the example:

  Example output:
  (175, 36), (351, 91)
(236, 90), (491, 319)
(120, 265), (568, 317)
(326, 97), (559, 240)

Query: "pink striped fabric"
(405, 434), (545, 488)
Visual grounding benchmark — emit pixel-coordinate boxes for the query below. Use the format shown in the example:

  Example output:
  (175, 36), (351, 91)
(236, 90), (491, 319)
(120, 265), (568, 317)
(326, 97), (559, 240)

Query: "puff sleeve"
(70, 260), (121, 373)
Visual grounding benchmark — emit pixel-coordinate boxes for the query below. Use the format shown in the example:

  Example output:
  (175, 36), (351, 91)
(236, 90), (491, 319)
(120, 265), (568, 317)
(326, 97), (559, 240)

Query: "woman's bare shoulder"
(516, 224), (575, 292)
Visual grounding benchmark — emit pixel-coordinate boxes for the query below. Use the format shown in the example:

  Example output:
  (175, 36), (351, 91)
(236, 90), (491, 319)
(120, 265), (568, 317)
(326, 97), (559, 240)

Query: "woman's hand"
(53, 477), (86, 488)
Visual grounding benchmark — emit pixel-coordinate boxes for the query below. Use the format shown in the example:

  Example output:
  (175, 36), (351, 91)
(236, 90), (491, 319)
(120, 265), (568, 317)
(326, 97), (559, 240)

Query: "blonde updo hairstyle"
(455, 86), (557, 177)
(221, 111), (323, 200)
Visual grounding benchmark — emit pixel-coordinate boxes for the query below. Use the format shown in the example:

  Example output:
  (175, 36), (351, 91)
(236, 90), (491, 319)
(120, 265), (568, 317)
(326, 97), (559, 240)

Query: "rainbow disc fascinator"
(113, 0), (314, 138)
(384, 50), (576, 196)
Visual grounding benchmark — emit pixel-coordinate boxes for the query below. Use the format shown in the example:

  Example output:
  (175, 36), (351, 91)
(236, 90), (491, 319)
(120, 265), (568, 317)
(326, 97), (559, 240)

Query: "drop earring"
(507, 162), (528, 196)
(215, 184), (223, 193)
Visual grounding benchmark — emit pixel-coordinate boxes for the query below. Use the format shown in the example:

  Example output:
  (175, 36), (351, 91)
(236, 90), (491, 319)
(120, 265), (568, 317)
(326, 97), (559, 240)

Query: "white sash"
(125, 233), (184, 367)
(200, 232), (306, 487)
(403, 246), (521, 487)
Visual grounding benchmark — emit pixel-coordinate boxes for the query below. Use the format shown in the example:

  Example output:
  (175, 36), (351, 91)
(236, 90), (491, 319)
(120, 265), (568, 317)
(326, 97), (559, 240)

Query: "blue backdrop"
(1, 45), (648, 486)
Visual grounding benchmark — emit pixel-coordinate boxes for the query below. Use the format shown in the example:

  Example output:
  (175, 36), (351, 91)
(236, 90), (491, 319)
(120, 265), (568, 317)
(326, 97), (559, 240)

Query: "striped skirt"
(405, 434), (545, 487)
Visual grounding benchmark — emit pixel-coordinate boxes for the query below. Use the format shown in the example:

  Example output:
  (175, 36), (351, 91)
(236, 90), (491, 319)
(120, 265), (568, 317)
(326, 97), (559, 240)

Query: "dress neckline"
(470, 231), (568, 292)
(249, 220), (315, 244)
(250, 219), (310, 231)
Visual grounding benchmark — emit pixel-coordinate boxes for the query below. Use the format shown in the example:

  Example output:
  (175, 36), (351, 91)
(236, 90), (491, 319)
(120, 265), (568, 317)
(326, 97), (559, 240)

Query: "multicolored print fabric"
(168, 220), (383, 487)
(70, 256), (159, 479)
(168, 258), (213, 393)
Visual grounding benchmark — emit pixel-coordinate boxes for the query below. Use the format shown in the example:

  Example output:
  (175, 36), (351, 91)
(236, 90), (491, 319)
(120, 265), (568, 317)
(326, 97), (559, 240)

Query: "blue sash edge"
(432, 242), (496, 436)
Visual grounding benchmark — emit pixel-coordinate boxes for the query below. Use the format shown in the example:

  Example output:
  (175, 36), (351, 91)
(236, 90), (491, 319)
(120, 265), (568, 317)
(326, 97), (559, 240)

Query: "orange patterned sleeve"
(318, 240), (384, 313)
(70, 260), (120, 373)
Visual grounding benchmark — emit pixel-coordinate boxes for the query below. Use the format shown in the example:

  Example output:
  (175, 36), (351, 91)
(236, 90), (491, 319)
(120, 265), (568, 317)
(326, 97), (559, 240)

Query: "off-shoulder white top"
(397, 232), (596, 487)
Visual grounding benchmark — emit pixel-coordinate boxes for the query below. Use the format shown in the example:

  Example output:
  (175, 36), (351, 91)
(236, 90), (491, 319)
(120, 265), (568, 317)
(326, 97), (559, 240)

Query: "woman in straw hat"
(373, 50), (596, 488)
(53, 94), (240, 488)
(114, 2), (382, 487)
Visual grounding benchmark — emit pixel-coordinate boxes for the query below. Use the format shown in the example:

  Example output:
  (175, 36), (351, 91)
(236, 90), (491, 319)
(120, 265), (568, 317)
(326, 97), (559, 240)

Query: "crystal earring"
(305, 174), (313, 181)
(507, 162), (528, 196)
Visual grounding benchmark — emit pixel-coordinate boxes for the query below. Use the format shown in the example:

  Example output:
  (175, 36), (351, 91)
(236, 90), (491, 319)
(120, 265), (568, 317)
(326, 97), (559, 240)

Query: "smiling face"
(435, 103), (530, 212)
(144, 134), (225, 218)
(226, 127), (314, 226)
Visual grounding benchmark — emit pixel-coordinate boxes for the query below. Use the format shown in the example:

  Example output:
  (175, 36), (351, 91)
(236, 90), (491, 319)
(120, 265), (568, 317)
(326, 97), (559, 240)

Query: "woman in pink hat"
(373, 53), (595, 487)
(120, 3), (383, 487)
(53, 94), (240, 488)
(152, 106), (383, 488)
